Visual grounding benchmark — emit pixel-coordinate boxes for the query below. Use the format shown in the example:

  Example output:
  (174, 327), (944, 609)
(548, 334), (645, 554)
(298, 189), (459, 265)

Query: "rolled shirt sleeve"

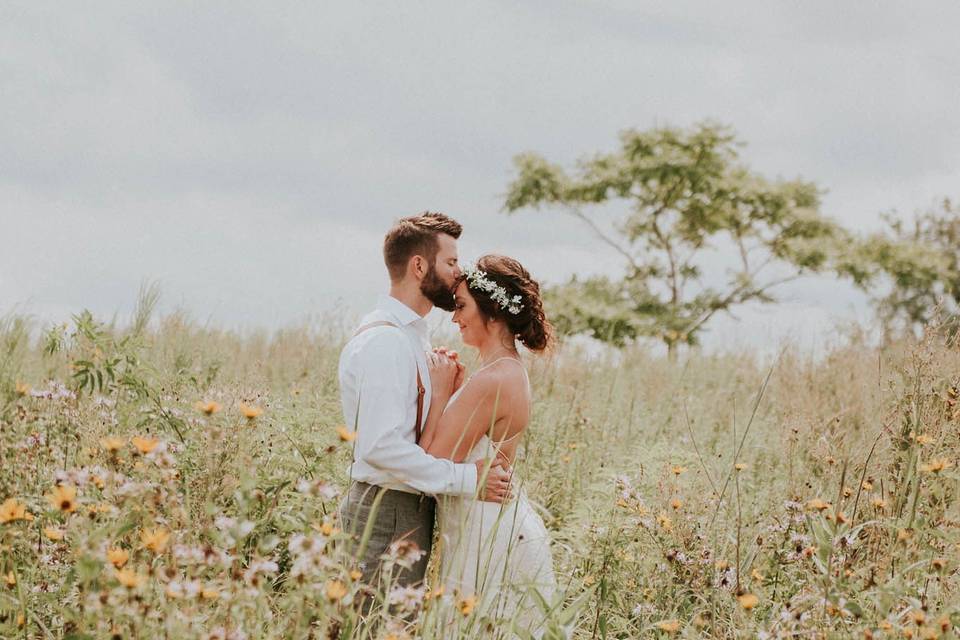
(347, 329), (477, 497)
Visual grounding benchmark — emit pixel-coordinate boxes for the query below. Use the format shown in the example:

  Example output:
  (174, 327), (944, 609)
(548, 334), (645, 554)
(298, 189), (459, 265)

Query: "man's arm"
(352, 330), (477, 497)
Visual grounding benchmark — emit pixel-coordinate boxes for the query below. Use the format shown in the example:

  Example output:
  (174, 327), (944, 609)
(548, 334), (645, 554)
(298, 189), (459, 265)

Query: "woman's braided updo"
(462, 254), (554, 352)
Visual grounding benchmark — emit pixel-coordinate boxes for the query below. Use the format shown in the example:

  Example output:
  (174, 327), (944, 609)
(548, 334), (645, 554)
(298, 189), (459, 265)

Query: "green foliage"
(504, 122), (853, 355)
(846, 199), (959, 337)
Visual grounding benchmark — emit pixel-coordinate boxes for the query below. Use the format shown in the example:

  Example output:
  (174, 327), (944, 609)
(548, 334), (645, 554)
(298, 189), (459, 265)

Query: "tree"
(848, 198), (959, 338)
(503, 122), (852, 358)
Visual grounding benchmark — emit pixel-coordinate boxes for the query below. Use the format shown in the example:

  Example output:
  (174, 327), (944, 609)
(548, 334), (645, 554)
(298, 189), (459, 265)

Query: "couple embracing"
(337, 211), (556, 633)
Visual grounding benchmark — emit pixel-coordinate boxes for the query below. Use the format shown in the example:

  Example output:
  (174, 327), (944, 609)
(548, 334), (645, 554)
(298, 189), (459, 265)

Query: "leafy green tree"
(503, 122), (851, 358)
(847, 198), (958, 338)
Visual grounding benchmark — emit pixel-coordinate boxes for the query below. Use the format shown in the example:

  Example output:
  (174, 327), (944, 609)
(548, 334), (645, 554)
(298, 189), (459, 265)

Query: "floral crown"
(462, 266), (524, 315)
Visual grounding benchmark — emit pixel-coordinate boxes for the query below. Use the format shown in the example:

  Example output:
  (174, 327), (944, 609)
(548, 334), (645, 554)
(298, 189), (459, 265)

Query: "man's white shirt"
(338, 294), (478, 497)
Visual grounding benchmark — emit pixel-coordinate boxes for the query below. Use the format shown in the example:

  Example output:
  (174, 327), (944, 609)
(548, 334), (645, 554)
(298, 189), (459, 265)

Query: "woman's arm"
(423, 373), (504, 462)
(419, 352), (460, 451)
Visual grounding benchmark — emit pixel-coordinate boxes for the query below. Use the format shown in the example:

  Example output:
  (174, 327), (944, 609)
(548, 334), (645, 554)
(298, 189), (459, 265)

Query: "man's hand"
(476, 458), (512, 503)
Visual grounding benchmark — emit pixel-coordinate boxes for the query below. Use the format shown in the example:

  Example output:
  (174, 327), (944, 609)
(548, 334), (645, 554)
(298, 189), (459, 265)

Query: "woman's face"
(452, 281), (486, 347)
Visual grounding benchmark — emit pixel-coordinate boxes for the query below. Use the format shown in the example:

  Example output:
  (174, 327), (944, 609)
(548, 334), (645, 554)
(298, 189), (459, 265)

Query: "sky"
(3, 1), (959, 353)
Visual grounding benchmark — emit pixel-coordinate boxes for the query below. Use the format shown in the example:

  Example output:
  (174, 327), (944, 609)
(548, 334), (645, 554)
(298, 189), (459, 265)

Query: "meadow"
(1, 299), (958, 639)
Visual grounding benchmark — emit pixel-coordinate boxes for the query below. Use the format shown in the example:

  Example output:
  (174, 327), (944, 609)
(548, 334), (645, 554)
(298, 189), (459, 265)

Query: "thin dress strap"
(471, 357), (530, 447)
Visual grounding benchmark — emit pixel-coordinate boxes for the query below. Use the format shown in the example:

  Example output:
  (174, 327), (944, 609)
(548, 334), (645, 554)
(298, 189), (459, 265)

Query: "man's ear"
(410, 254), (427, 280)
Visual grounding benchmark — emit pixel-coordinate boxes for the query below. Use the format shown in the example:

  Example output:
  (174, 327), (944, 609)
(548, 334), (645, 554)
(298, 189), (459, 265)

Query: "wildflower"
(140, 527), (171, 554)
(44, 527), (64, 541)
(561, 454), (572, 463)
(919, 626), (939, 640)
(107, 547), (129, 568)
(325, 579), (348, 602)
(656, 512), (673, 531)
(15, 382), (30, 396)
(0, 498), (33, 524)
(46, 485), (78, 513)
(201, 586), (220, 600)
(670, 498), (683, 510)
(735, 463), (747, 472)
(316, 521), (337, 536)
(862, 480), (873, 491)
(910, 610), (925, 625)
(671, 465), (687, 476)
(4, 571), (15, 587)
(738, 593), (759, 610)
(383, 539), (425, 568)
(834, 511), (849, 524)
(915, 434), (933, 445)
(826, 456), (836, 465)
(239, 403), (263, 420)
(336, 425), (356, 442)
(655, 619), (681, 633)
(101, 437), (125, 454)
(897, 528), (913, 543)
(349, 570), (363, 581)
(131, 436), (159, 455)
(842, 486), (852, 498)
(806, 498), (830, 512)
(114, 568), (145, 589)
(195, 400), (222, 415)
(872, 497), (887, 511)
(931, 557), (946, 571)
(458, 594), (477, 616)
(751, 568), (764, 582)
(919, 459), (952, 474)
(388, 585), (425, 613)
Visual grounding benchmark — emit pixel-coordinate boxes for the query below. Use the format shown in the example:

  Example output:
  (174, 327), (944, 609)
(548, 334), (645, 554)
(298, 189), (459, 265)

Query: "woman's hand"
(434, 346), (466, 393)
(427, 351), (460, 401)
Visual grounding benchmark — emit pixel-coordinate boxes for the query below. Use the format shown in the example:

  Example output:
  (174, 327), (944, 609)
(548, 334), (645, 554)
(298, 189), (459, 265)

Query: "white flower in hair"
(463, 266), (524, 315)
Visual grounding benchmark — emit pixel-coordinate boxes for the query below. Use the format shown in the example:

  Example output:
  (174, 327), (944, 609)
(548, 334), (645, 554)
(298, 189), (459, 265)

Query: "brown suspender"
(352, 321), (425, 444)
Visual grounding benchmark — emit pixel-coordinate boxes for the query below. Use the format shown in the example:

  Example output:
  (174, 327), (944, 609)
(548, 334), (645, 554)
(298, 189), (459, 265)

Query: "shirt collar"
(376, 294), (425, 327)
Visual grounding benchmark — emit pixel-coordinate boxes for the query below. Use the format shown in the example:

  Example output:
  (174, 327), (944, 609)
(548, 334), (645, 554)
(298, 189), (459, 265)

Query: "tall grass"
(0, 298), (958, 638)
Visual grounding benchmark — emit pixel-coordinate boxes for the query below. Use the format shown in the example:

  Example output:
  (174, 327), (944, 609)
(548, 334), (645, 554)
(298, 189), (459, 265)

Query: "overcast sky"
(3, 2), (958, 352)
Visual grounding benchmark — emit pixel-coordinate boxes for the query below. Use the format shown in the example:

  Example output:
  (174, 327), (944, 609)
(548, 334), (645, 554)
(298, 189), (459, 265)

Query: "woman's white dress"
(437, 360), (557, 636)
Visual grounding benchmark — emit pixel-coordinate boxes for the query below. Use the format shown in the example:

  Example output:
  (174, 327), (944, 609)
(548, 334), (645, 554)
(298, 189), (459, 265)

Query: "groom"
(338, 211), (512, 591)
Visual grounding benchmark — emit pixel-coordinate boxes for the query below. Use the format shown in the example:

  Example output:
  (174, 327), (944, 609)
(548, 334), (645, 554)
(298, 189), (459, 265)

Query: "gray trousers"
(339, 481), (435, 589)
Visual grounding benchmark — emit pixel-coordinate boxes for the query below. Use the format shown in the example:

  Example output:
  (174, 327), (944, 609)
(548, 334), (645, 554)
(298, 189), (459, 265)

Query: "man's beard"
(420, 264), (456, 311)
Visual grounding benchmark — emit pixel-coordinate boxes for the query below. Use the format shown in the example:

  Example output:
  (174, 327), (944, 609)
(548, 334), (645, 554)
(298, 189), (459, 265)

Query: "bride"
(419, 254), (557, 635)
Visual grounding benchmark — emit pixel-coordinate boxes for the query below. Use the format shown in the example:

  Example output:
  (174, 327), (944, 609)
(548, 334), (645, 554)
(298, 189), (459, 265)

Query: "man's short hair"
(383, 212), (462, 281)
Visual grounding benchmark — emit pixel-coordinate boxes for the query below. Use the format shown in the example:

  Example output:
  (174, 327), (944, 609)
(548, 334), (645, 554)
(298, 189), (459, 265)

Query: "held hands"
(476, 458), (513, 503)
(426, 346), (466, 400)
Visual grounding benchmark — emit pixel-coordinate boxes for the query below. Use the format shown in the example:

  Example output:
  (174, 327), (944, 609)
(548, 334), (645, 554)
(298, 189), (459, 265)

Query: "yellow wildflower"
(458, 594), (477, 616)
(130, 436), (159, 455)
(670, 498), (683, 510)
(919, 459), (952, 474)
(750, 568), (763, 582)
(349, 570), (363, 581)
(114, 568), (145, 589)
(101, 436), (125, 453)
(336, 426), (356, 442)
(239, 402), (263, 420)
(734, 463), (747, 472)
(910, 609), (925, 625)
(872, 497), (887, 511)
(862, 480), (873, 491)
(656, 512), (673, 531)
(806, 498), (830, 512)
(46, 485), (78, 513)
(4, 571), (15, 587)
(44, 527), (64, 541)
(195, 400), (222, 415)
(655, 619), (681, 633)
(15, 382), (30, 396)
(914, 434), (933, 445)
(0, 498), (33, 524)
(201, 587), (220, 600)
(738, 593), (759, 610)
(671, 465), (687, 476)
(325, 579), (348, 602)
(140, 527), (170, 554)
(107, 547), (129, 568)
